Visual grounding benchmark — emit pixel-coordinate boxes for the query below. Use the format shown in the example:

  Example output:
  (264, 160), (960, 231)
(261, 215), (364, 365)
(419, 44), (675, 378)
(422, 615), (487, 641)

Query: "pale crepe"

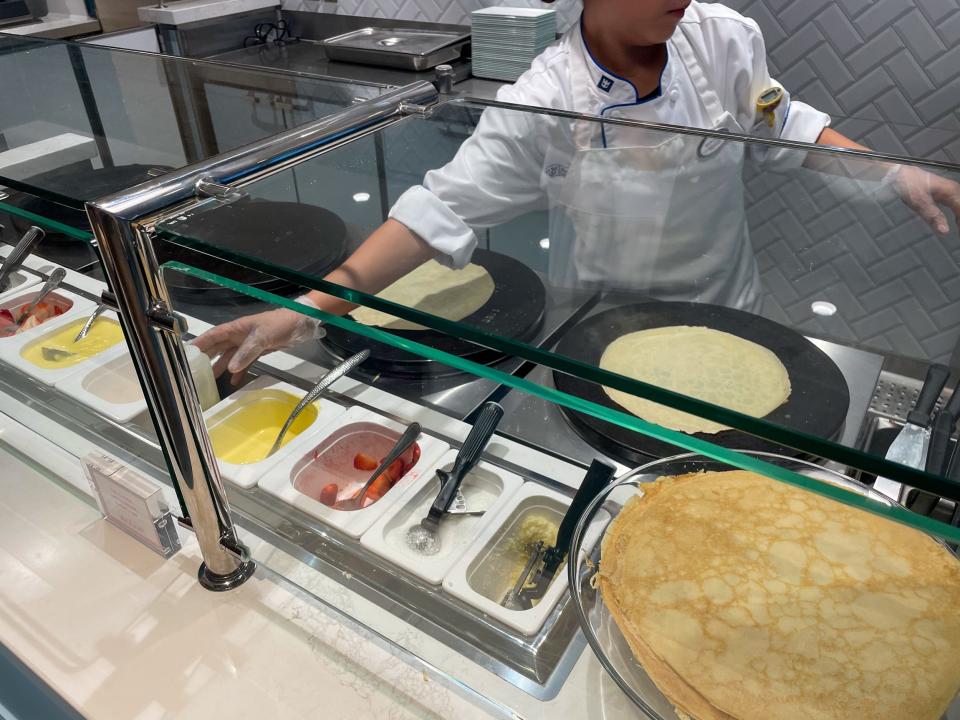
(350, 260), (495, 331)
(598, 471), (960, 720)
(599, 326), (790, 435)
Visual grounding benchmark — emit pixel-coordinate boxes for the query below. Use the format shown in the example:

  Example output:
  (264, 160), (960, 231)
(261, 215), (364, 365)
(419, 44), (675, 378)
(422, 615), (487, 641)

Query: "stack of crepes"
(597, 470), (960, 720)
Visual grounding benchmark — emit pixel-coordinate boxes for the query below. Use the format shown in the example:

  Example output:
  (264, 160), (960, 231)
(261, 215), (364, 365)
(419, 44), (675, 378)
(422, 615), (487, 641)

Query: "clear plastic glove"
(192, 295), (324, 385)
(894, 165), (960, 236)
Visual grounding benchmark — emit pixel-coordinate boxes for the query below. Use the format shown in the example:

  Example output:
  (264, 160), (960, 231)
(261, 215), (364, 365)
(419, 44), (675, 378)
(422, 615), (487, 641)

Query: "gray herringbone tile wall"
(287, 0), (960, 364)
(725, 0), (960, 365)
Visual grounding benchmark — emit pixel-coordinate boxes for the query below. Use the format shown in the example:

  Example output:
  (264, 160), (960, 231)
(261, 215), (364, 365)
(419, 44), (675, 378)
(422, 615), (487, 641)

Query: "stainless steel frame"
(85, 80), (439, 590)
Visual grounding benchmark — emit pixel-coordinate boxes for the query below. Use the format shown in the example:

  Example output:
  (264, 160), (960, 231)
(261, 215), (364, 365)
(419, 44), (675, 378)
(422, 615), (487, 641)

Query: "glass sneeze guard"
(163, 259), (960, 545)
(155, 97), (960, 506)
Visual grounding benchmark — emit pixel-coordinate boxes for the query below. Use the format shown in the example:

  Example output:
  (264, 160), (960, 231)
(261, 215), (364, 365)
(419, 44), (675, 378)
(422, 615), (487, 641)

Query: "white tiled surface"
(721, 0), (960, 365)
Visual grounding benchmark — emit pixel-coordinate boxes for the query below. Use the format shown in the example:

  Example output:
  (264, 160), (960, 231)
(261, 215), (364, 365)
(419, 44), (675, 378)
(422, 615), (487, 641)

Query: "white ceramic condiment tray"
(443, 482), (610, 637)
(0, 283), (78, 331)
(0, 285), (93, 340)
(259, 406), (449, 539)
(0, 297), (115, 386)
(0, 271), (40, 304)
(202, 375), (346, 489)
(360, 451), (524, 585)
(55, 343), (219, 424)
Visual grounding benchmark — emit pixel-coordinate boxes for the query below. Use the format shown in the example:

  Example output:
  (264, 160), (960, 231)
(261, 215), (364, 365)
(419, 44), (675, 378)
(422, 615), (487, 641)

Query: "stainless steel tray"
(321, 27), (470, 70)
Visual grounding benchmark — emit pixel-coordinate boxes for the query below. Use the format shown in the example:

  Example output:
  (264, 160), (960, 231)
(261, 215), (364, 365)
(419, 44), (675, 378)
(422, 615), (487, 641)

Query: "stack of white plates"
(471, 7), (557, 81)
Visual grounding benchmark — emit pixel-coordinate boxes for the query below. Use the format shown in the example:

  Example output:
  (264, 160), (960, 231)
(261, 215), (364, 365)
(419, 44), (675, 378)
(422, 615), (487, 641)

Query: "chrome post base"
(198, 559), (256, 592)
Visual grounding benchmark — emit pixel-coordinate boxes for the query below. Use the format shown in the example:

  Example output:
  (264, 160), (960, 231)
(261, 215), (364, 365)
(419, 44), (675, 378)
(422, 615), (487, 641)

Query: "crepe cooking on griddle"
(350, 259), (495, 331)
(598, 470), (960, 720)
(599, 326), (791, 435)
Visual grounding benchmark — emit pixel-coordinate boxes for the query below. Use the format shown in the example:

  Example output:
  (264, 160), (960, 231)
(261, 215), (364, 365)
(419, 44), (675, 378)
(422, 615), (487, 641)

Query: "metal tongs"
(405, 401), (504, 555)
(266, 349), (370, 457)
(0, 226), (44, 292)
(502, 459), (616, 610)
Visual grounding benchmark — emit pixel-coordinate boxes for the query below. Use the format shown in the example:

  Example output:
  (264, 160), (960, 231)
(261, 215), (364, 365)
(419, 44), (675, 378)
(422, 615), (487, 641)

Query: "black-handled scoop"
(0, 226), (44, 292)
(502, 458), (617, 610)
(405, 401), (505, 556)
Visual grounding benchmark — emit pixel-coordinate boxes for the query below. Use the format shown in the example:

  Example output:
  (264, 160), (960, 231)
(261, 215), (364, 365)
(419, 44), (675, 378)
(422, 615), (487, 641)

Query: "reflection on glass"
(0, 32), (383, 209)
(157, 97), (960, 493)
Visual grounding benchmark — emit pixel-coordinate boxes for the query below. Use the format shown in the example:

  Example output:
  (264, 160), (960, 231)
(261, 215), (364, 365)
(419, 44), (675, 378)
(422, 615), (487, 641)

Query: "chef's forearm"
(815, 127), (870, 152)
(303, 219), (438, 315)
(805, 127), (890, 181)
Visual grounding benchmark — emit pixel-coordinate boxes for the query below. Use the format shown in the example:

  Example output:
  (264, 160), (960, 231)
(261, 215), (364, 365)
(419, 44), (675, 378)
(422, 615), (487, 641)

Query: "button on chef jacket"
(389, 1), (830, 311)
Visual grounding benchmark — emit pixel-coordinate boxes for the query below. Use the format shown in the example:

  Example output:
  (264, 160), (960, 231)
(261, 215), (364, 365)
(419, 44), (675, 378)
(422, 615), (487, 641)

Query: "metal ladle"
(266, 349), (370, 458)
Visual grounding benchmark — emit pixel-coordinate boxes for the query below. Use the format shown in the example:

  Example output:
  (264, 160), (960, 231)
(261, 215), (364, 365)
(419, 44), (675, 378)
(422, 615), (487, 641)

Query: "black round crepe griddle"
(7, 164), (348, 303)
(552, 302), (850, 465)
(11, 164), (171, 243)
(155, 198), (347, 303)
(322, 249), (546, 377)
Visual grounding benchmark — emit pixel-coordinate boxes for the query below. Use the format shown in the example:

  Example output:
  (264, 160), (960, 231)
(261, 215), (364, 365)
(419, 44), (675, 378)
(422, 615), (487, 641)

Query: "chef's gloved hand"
(192, 295), (325, 385)
(893, 165), (960, 237)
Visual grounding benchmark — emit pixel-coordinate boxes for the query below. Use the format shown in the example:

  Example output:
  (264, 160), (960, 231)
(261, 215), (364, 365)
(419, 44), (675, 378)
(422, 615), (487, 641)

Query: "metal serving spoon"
(16, 268), (66, 324)
(339, 421), (422, 511)
(74, 303), (107, 342)
(266, 349), (370, 458)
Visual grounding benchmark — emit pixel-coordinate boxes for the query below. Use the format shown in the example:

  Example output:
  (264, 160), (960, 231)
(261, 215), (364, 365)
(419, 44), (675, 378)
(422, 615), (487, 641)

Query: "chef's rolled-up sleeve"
(389, 185), (478, 269)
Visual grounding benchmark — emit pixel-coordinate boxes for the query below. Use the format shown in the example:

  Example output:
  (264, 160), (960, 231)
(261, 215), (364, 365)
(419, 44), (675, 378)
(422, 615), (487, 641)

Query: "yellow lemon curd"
(21, 318), (124, 369)
(208, 390), (318, 465)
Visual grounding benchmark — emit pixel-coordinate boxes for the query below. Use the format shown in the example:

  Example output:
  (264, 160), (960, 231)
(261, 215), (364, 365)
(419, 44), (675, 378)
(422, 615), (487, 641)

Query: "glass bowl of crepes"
(567, 451), (960, 720)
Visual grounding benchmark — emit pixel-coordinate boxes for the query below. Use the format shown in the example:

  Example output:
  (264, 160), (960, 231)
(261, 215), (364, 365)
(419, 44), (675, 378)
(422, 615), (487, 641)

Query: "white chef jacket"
(389, 1), (831, 274)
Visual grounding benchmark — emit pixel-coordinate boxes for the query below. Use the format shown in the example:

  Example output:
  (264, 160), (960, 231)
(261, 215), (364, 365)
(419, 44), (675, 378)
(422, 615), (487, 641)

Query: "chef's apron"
(545, 26), (762, 311)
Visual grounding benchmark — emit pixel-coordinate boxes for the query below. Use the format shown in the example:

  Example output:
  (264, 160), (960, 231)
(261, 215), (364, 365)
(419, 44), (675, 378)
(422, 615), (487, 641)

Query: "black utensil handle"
(544, 459), (617, 569)
(926, 411), (954, 476)
(908, 364), (951, 427)
(7, 226), (44, 266)
(0, 226), (44, 286)
(944, 378), (960, 425)
(448, 401), (504, 483)
(431, 402), (504, 515)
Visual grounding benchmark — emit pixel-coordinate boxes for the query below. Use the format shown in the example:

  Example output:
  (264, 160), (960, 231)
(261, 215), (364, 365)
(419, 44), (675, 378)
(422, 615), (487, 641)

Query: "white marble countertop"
(2, 12), (100, 38)
(0, 435), (497, 720)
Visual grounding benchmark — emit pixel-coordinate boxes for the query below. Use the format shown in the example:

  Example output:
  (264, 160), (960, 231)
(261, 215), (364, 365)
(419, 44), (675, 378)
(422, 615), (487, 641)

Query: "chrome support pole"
(86, 206), (255, 592)
(83, 81), (439, 590)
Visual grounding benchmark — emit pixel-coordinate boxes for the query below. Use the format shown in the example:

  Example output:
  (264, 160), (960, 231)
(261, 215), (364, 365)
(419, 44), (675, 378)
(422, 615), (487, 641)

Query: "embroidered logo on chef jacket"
(597, 75), (614, 93)
(545, 163), (568, 178)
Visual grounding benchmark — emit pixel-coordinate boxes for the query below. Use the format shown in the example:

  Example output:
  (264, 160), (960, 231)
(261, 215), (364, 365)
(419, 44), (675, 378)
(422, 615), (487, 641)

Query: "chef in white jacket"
(197, 0), (960, 383)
